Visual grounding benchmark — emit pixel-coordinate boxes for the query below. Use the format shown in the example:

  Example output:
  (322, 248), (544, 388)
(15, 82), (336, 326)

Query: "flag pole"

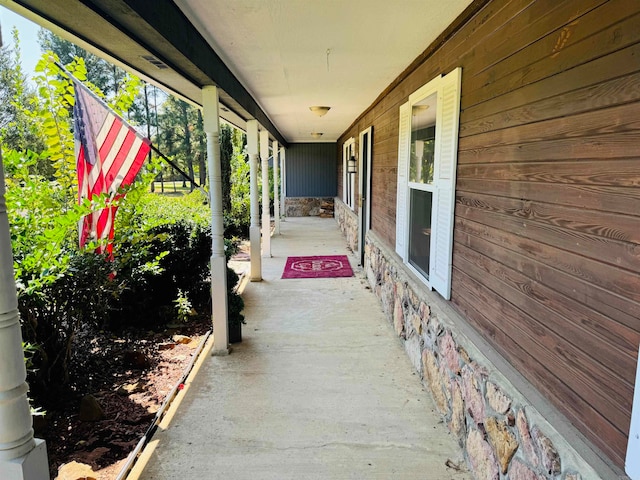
(149, 144), (208, 198)
(53, 59), (208, 200)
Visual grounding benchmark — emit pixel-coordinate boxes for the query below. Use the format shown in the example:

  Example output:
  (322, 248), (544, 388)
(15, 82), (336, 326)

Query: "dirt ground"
(38, 317), (211, 480)
(38, 244), (250, 479)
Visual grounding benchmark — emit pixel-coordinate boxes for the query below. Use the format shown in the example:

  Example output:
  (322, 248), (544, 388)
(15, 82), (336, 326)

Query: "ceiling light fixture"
(310, 132), (324, 139)
(309, 106), (331, 117)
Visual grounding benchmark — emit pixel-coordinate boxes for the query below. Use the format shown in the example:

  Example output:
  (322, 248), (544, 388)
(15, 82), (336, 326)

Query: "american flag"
(73, 79), (151, 254)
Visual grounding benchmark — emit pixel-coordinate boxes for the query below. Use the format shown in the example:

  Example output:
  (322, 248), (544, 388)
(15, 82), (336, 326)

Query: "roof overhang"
(0, 0), (477, 146)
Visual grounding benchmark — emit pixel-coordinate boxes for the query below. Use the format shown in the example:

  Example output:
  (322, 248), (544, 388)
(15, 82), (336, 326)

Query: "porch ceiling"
(1, 0), (472, 144)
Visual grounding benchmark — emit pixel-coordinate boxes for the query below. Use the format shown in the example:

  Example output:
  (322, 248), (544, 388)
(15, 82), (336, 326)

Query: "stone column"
(247, 120), (262, 281)
(272, 140), (280, 235)
(202, 86), (229, 355)
(0, 147), (49, 479)
(260, 130), (271, 257)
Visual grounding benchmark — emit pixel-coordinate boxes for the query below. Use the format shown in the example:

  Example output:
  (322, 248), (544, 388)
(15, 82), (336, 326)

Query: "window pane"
(409, 94), (437, 184)
(408, 189), (432, 279)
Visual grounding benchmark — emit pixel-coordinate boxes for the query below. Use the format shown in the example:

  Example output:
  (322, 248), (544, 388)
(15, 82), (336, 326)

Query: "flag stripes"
(74, 78), (151, 253)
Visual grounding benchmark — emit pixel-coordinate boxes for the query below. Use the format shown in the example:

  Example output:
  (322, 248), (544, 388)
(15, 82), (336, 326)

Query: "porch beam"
(0, 147), (49, 479)
(247, 120), (262, 281)
(203, 86), (229, 355)
(260, 130), (271, 257)
(273, 140), (280, 235)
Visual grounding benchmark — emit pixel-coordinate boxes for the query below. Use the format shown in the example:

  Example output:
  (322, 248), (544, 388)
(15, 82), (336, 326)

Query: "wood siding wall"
(338, 0), (640, 467)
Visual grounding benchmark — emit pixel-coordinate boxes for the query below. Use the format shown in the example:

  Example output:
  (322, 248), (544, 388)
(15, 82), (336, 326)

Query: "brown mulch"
(37, 249), (250, 479)
(35, 317), (211, 480)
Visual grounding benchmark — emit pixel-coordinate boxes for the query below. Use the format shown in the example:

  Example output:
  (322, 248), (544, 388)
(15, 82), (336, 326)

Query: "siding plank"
(451, 254), (634, 427)
(454, 218), (640, 329)
(456, 190), (640, 243)
(458, 159), (640, 187)
(457, 178), (640, 217)
(451, 278), (628, 466)
(459, 101), (640, 151)
(338, 0), (640, 466)
(453, 241), (639, 381)
(463, 10), (640, 108)
(462, 42), (640, 120)
(460, 70), (640, 137)
(458, 130), (640, 165)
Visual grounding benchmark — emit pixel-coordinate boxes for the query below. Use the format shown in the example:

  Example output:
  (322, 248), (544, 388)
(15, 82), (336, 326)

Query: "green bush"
(2, 53), (247, 398)
(107, 190), (244, 332)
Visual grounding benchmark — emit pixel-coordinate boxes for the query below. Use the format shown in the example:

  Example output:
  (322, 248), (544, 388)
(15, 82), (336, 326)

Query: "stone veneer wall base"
(284, 197), (334, 217)
(334, 197), (358, 253)
(334, 208), (627, 480)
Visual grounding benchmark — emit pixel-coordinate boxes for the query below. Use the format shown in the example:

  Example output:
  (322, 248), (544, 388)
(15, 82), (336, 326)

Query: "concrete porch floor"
(134, 217), (470, 479)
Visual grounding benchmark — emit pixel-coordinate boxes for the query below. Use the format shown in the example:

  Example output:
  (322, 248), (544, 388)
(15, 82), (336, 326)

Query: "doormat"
(282, 255), (353, 279)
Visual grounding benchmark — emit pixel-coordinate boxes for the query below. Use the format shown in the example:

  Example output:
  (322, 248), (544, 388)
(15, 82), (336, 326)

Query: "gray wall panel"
(286, 143), (337, 197)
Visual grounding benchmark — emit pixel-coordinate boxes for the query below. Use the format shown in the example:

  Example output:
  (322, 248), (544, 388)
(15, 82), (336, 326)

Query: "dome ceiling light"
(309, 106), (331, 117)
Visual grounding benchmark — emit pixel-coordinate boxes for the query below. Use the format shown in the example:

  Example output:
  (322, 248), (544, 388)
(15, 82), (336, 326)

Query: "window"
(396, 67), (462, 300)
(343, 138), (356, 209)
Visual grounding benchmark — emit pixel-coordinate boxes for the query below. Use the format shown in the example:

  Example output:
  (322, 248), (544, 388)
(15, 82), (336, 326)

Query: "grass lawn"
(151, 181), (196, 195)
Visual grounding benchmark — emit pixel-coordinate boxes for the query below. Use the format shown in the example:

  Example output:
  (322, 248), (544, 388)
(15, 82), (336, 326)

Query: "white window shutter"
(342, 143), (348, 204)
(429, 67), (462, 300)
(395, 102), (411, 258)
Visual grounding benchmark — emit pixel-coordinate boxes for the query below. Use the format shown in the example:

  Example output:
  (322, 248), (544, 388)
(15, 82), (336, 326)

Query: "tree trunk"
(220, 124), (233, 214)
(177, 101), (194, 191)
(197, 110), (206, 186)
(143, 83), (154, 192)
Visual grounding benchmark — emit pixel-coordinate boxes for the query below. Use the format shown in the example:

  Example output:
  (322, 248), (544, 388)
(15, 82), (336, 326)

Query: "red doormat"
(282, 255), (354, 279)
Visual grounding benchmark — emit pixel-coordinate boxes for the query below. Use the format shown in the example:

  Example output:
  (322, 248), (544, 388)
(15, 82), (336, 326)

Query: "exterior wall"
(285, 143), (337, 197)
(334, 197), (358, 253)
(338, 0), (640, 471)
(284, 197), (333, 217)
(363, 231), (613, 480)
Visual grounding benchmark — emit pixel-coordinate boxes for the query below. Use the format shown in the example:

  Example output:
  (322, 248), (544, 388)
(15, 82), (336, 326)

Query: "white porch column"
(260, 130), (271, 257)
(272, 140), (280, 235)
(202, 86), (229, 355)
(280, 148), (286, 219)
(247, 120), (262, 281)
(0, 148), (49, 479)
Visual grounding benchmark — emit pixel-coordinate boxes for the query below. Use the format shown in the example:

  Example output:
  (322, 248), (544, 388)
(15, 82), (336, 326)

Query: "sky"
(0, 6), (46, 80)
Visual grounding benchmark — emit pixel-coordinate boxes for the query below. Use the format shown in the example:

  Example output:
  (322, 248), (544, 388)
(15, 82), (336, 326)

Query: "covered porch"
(1, 0), (639, 479)
(128, 216), (468, 479)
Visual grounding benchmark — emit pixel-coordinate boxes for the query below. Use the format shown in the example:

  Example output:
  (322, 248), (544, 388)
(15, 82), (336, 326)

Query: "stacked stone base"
(285, 197), (334, 217)
(358, 230), (616, 480)
(334, 198), (358, 252)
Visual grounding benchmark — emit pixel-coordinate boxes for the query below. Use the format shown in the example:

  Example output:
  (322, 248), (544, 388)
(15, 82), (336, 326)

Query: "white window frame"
(395, 67), (462, 300)
(343, 137), (356, 210)
(628, 345), (640, 479)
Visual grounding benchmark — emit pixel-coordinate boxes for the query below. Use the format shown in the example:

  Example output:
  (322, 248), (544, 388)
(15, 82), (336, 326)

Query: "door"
(358, 127), (373, 265)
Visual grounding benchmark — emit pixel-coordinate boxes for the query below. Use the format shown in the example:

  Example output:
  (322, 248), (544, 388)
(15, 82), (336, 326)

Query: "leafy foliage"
(2, 36), (247, 401)
(2, 52), (151, 392)
(38, 30), (127, 98)
(228, 126), (250, 235)
(0, 28), (45, 153)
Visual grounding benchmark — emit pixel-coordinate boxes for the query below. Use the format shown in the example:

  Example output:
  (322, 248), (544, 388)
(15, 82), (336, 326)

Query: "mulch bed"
(35, 317), (211, 479)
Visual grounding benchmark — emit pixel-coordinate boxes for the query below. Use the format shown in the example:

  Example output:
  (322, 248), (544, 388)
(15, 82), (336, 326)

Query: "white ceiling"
(174, 0), (472, 143)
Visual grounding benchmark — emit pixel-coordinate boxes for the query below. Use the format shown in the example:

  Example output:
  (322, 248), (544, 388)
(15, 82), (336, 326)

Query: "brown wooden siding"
(338, 0), (640, 467)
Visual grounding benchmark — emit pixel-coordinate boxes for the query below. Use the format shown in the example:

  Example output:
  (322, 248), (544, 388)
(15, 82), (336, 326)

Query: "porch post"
(272, 140), (280, 235)
(260, 130), (271, 257)
(0, 148), (49, 479)
(280, 148), (286, 219)
(202, 86), (229, 355)
(247, 120), (262, 281)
